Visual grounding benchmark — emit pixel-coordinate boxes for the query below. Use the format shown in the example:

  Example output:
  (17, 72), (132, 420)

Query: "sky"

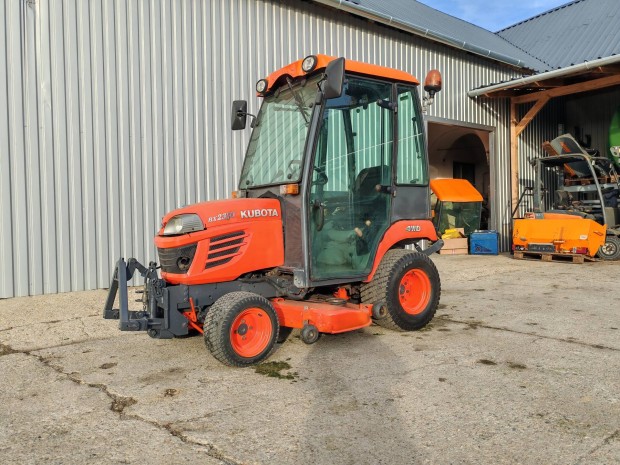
(417, 0), (571, 31)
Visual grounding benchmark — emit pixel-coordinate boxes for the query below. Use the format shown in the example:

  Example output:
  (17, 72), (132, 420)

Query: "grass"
(254, 361), (298, 380)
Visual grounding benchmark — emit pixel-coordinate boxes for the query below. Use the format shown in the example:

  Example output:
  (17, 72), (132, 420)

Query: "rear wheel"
(204, 292), (279, 367)
(361, 249), (441, 331)
(597, 235), (620, 260)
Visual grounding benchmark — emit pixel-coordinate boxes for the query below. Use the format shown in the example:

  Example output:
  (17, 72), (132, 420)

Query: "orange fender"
(365, 220), (438, 282)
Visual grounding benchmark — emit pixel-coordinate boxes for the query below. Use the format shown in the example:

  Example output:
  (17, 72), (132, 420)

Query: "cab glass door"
(309, 77), (394, 280)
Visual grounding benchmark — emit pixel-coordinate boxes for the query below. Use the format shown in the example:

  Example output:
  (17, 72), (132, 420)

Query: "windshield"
(238, 76), (321, 188)
(434, 201), (482, 236)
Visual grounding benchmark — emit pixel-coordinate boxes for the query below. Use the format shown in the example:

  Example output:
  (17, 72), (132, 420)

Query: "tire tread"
(204, 291), (279, 367)
(361, 249), (441, 331)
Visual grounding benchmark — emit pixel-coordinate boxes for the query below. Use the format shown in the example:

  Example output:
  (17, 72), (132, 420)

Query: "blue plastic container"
(470, 230), (499, 255)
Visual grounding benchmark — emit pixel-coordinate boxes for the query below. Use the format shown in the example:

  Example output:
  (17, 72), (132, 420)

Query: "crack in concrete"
(1, 336), (121, 354)
(436, 316), (619, 352)
(2, 340), (241, 465)
(0, 314), (100, 332)
(122, 413), (242, 465)
(0, 343), (17, 356)
(574, 429), (619, 464)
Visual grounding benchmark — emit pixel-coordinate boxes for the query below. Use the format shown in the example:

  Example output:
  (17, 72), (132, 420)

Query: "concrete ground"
(1, 254), (619, 465)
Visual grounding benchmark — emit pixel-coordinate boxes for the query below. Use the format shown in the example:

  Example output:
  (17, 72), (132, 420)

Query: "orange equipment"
(430, 179), (483, 236)
(104, 55), (445, 366)
(513, 139), (620, 260)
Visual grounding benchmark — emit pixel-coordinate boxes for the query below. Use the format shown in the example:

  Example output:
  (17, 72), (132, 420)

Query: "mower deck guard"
(103, 258), (189, 339)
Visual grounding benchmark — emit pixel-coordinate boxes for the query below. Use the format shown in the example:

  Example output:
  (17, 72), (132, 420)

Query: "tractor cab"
(430, 178), (483, 236)
(233, 55), (436, 287)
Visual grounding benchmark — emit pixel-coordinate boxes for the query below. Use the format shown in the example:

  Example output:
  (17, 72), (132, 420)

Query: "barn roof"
(497, 0), (620, 70)
(312, 0), (549, 71)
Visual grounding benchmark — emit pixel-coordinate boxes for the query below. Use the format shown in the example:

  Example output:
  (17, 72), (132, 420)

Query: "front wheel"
(204, 292), (279, 367)
(361, 249), (441, 331)
(597, 235), (620, 260)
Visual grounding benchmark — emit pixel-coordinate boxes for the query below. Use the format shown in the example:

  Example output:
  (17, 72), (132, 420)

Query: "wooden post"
(510, 100), (518, 216)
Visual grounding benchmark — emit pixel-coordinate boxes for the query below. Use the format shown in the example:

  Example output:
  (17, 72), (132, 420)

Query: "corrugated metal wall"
(566, 87), (620, 157)
(0, 0), (519, 298)
(516, 98), (565, 214)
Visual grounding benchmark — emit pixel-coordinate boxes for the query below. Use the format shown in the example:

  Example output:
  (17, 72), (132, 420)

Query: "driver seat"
(353, 165), (389, 197)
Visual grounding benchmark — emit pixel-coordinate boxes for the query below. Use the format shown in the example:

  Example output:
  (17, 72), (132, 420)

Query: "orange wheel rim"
(398, 269), (431, 315)
(230, 308), (273, 358)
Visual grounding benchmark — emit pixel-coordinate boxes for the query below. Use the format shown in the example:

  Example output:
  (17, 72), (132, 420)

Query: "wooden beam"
(510, 100), (519, 215)
(515, 95), (550, 136)
(512, 73), (620, 104)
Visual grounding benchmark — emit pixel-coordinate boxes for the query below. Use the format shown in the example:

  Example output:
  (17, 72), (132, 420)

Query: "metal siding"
(565, 88), (620, 157)
(516, 99), (565, 215)
(1, 0), (519, 297)
(0, 0), (15, 298)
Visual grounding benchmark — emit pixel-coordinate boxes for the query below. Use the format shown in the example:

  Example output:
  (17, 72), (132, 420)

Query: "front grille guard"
(103, 258), (189, 339)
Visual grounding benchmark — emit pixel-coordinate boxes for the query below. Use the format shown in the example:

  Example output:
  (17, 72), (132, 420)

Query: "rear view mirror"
(323, 57), (345, 99)
(231, 100), (248, 130)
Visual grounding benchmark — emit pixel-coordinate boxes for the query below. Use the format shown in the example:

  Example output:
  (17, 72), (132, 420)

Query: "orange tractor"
(104, 55), (444, 366)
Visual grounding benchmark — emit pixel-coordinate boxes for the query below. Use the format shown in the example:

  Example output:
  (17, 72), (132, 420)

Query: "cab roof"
(263, 54), (419, 93)
(430, 179), (483, 202)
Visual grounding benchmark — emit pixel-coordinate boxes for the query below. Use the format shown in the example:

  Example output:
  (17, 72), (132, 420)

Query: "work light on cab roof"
(301, 55), (318, 73)
(255, 79), (268, 94)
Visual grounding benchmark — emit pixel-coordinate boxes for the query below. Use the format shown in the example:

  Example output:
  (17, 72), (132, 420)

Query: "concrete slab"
(0, 254), (618, 464)
(0, 353), (224, 464)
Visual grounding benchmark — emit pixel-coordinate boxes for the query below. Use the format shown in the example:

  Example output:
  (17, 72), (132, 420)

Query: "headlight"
(256, 79), (268, 94)
(301, 55), (318, 73)
(162, 214), (204, 236)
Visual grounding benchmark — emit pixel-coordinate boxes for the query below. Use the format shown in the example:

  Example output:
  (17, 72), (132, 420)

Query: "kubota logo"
(240, 208), (279, 219)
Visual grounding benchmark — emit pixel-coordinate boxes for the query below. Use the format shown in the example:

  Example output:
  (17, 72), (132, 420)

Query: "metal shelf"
(561, 183), (618, 193)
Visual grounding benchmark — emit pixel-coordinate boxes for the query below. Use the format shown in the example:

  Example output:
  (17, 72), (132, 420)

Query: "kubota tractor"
(104, 55), (444, 366)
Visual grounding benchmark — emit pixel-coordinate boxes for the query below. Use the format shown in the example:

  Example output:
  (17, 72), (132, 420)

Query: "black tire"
(277, 326), (294, 344)
(300, 324), (320, 344)
(597, 235), (620, 260)
(361, 249), (441, 331)
(204, 292), (279, 367)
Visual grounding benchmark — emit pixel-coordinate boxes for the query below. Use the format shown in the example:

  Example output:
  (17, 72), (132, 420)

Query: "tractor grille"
(206, 231), (246, 269)
(157, 244), (197, 274)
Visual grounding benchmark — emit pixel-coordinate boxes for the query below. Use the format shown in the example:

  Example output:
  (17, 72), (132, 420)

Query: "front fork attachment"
(103, 258), (182, 339)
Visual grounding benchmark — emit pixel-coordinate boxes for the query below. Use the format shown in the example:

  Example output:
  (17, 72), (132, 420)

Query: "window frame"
(394, 84), (428, 187)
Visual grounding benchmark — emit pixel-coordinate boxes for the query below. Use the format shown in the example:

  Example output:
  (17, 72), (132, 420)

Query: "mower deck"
(271, 298), (373, 334)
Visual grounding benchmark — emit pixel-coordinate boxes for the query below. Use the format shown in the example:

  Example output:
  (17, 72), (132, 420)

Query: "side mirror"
(323, 57), (345, 99)
(231, 100), (248, 130)
(423, 70), (442, 97)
